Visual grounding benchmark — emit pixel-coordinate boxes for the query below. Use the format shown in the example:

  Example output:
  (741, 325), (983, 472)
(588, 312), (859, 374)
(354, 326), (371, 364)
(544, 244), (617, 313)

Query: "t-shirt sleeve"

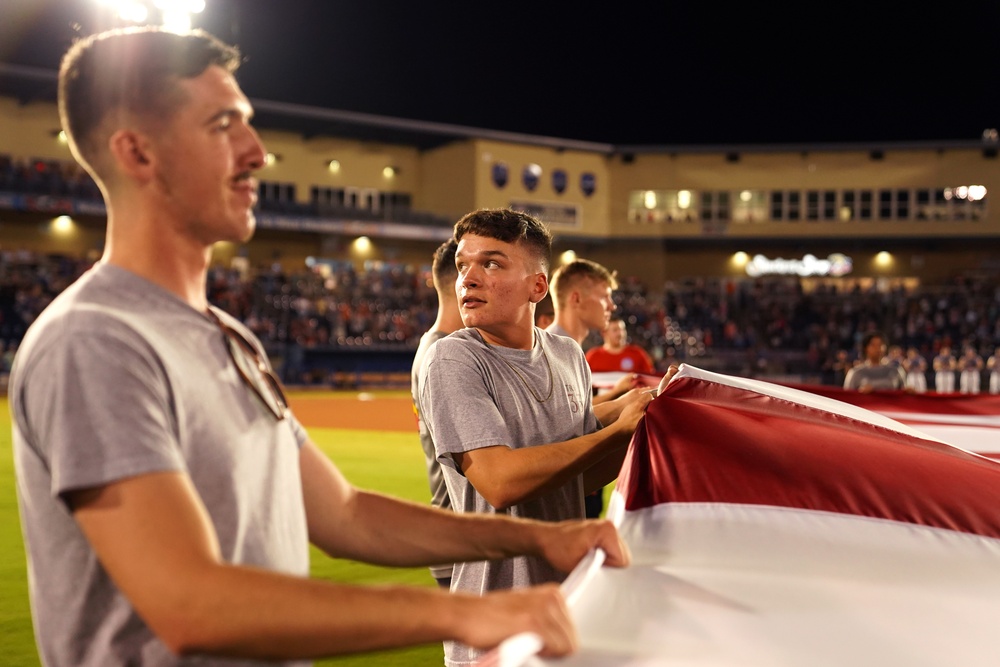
(18, 324), (185, 501)
(843, 368), (857, 390)
(420, 342), (513, 473)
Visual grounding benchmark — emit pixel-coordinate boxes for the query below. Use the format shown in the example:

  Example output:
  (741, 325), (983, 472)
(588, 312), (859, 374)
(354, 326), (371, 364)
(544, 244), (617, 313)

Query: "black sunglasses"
(207, 309), (289, 420)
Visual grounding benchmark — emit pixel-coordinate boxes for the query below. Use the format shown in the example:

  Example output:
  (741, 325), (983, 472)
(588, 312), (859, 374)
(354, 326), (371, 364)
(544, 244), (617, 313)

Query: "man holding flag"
(418, 208), (676, 666)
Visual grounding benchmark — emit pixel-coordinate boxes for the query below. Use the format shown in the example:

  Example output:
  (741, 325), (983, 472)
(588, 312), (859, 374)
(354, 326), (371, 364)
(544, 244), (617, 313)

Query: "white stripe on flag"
(500, 364), (1000, 667)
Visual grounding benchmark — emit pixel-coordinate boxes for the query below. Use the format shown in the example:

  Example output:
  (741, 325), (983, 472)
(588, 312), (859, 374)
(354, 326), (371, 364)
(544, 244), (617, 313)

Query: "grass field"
(0, 391), (447, 667)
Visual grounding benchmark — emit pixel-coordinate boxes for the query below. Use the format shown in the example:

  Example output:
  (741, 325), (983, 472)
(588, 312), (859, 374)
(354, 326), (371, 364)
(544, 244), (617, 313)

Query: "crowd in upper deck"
(2, 248), (998, 388)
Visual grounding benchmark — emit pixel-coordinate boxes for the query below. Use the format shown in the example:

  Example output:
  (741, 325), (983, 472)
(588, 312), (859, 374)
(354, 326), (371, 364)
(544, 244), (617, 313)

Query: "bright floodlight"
(100, 0), (148, 23)
(100, 0), (206, 29)
(968, 185), (987, 201)
(153, 0), (205, 13)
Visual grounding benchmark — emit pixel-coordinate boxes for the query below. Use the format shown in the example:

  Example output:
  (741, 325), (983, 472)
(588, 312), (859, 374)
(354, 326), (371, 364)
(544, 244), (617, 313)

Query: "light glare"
(161, 9), (191, 32)
(116, 1), (149, 22)
(52, 215), (74, 234)
(677, 190), (692, 209)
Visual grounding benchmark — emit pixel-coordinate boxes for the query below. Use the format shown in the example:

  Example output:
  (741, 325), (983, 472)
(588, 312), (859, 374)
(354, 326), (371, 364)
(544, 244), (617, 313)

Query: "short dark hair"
(453, 208), (552, 273)
(431, 238), (458, 293)
(58, 26), (241, 174)
(862, 332), (886, 349)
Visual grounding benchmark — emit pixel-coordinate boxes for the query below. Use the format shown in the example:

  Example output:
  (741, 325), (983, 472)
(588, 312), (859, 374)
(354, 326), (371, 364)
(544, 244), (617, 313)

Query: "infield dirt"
(288, 393), (416, 432)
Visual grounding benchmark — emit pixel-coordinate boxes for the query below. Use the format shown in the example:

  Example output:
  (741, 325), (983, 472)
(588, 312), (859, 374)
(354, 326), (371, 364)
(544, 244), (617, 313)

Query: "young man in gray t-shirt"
(420, 208), (673, 666)
(12, 28), (635, 667)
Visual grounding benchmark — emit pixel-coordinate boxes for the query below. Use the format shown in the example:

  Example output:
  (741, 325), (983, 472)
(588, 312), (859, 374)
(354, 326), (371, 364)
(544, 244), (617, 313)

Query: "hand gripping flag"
(491, 364), (1000, 667)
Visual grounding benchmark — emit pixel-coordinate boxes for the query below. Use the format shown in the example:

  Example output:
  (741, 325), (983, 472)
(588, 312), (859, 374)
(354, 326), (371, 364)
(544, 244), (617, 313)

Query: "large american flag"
(488, 365), (1000, 666)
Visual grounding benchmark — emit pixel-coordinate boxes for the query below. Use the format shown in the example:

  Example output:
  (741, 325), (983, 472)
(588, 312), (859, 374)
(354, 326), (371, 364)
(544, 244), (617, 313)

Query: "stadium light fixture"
(52, 215), (75, 235)
(96, 0), (205, 30)
(96, 0), (148, 23)
(351, 236), (374, 258)
(154, 0), (205, 31)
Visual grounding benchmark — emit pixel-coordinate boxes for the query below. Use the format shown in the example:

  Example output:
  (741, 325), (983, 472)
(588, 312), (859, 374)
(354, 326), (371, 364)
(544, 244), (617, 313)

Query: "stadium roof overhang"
(0, 62), (990, 156)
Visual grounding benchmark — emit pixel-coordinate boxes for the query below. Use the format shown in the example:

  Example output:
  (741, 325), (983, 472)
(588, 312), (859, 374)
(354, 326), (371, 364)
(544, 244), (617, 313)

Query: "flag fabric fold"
(779, 381), (1000, 458)
(489, 364), (1000, 667)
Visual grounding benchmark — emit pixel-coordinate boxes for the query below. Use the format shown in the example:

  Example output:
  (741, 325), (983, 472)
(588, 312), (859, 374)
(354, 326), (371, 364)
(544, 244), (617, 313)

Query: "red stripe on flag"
(619, 375), (1000, 539)
(781, 382), (1000, 416)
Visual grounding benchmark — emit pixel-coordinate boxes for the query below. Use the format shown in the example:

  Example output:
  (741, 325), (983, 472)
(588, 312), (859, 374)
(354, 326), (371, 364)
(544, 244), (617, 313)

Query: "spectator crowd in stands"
(2, 249), (999, 391)
(0, 154), (103, 202)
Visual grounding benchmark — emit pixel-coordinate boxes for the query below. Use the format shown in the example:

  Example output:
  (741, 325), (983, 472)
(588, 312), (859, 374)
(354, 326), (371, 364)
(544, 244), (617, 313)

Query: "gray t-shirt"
(420, 327), (597, 667)
(411, 327), (453, 581)
(843, 362), (907, 390)
(10, 263), (310, 667)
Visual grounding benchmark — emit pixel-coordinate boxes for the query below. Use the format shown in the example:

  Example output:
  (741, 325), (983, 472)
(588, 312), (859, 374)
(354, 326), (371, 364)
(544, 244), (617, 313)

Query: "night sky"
(2, 0), (998, 147)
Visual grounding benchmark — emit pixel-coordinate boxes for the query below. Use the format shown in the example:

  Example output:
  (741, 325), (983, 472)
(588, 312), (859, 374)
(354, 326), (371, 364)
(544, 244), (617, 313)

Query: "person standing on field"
(411, 238), (462, 588)
(419, 208), (676, 667)
(586, 316), (656, 377)
(10, 28), (630, 667)
(843, 332), (906, 392)
(545, 259), (648, 519)
(933, 344), (957, 393)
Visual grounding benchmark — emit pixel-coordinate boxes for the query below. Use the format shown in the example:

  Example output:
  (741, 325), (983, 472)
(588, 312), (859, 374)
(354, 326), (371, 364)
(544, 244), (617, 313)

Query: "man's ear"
(528, 272), (549, 304)
(107, 129), (155, 181)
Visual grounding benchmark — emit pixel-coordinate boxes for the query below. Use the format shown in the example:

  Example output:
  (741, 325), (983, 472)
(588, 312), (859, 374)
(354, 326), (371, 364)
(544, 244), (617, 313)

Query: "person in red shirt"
(586, 317), (655, 376)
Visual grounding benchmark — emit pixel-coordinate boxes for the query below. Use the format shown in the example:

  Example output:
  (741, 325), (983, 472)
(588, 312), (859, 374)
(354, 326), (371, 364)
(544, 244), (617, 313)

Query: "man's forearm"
(454, 427), (632, 510)
(317, 487), (552, 566)
(161, 565), (472, 658)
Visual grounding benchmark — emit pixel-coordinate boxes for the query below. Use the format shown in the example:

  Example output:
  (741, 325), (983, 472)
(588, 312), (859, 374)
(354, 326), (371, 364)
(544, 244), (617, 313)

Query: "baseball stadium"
(1, 2), (999, 666)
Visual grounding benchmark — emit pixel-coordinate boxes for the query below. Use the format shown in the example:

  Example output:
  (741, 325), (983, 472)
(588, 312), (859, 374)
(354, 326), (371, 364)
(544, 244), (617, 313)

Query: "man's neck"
(550, 313), (588, 345)
(432, 293), (464, 335)
(477, 323), (534, 350)
(103, 209), (211, 310)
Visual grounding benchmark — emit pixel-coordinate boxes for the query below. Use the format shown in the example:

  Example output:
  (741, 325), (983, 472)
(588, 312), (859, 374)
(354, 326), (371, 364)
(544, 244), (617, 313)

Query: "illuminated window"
(732, 190), (767, 224)
(841, 191), (856, 221)
(626, 190), (701, 224)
